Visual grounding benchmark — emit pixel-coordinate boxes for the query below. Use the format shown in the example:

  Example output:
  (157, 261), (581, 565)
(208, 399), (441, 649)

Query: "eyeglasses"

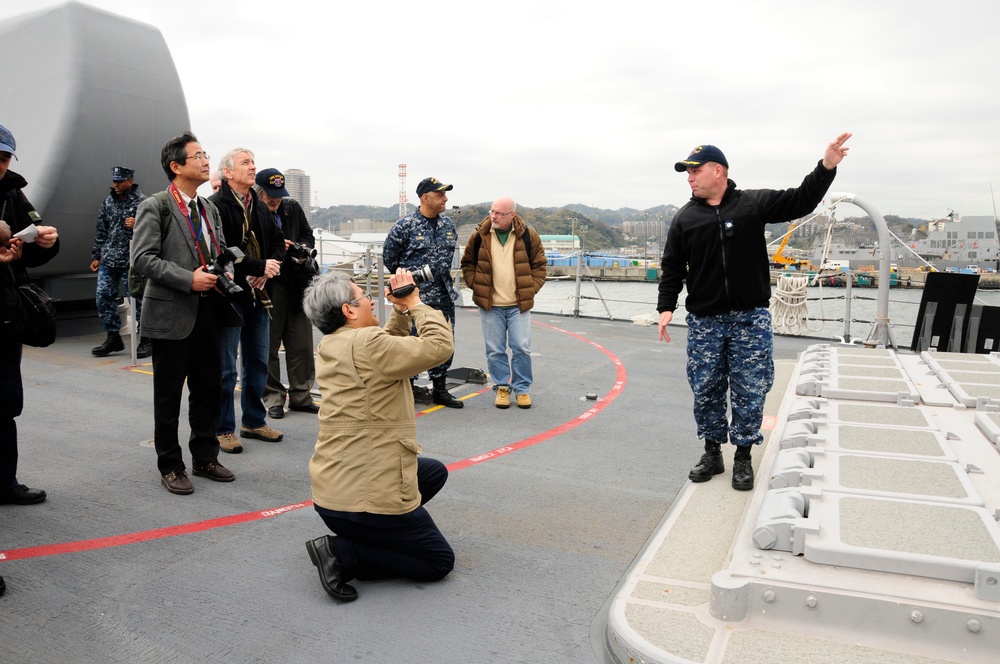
(347, 293), (373, 306)
(185, 152), (211, 161)
(490, 210), (513, 217)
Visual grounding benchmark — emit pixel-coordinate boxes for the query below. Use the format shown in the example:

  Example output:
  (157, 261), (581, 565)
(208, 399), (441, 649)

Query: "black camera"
(205, 246), (245, 297)
(390, 265), (433, 298)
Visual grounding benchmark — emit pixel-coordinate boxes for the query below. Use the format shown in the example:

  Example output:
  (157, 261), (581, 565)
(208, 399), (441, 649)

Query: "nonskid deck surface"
(607, 345), (1000, 664)
(2, 308), (821, 663)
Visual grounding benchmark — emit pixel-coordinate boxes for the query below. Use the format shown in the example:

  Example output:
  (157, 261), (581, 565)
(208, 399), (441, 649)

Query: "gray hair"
(303, 270), (355, 334)
(217, 147), (255, 182)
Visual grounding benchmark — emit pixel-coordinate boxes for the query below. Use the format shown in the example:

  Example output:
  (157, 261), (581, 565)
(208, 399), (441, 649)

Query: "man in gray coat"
(131, 133), (237, 495)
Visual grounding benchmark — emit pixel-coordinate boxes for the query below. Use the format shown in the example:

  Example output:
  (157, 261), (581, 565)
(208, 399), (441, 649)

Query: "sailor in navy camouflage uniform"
(382, 177), (464, 408)
(658, 134), (852, 491)
(90, 166), (149, 357)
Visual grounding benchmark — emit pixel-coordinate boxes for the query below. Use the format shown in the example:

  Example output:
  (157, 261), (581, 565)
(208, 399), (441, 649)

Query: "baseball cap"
(0, 124), (17, 159)
(255, 168), (290, 197)
(674, 145), (728, 172)
(416, 177), (453, 196)
(111, 166), (134, 181)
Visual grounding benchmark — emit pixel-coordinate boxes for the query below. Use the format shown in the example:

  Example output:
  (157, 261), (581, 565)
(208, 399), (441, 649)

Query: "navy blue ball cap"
(0, 124), (17, 159)
(416, 177), (453, 196)
(674, 145), (728, 172)
(255, 168), (290, 197)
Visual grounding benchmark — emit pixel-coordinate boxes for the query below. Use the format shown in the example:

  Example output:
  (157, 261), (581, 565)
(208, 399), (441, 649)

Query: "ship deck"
(3, 306), (996, 662)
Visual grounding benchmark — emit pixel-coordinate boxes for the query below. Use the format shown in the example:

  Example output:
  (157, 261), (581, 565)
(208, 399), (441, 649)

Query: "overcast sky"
(5, 0), (999, 220)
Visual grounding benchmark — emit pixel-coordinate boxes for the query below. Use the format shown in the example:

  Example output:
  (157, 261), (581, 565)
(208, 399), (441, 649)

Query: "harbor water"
(512, 278), (1000, 344)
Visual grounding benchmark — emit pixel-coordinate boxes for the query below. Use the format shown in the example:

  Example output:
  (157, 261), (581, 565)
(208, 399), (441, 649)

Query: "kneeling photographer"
(302, 268), (455, 602)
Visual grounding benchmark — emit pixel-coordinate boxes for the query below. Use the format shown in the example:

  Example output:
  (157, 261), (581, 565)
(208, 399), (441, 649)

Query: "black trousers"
(316, 457), (455, 583)
(151, 297), (222, 475)
(0, 341), (23, 489)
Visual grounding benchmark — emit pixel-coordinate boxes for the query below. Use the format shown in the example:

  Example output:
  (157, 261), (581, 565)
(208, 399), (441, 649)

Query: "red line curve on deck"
(0, 321), (626, 562)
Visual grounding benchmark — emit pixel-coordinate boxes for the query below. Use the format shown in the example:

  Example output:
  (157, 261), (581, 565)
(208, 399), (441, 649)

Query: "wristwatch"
(392, 305), (410, 315)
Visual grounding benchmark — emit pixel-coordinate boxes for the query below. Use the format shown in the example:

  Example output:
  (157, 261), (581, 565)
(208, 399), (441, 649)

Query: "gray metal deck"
(606, 346), (1000, 664)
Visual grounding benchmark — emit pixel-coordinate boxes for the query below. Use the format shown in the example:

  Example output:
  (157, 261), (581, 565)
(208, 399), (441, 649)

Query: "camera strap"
(168, 184), (219, 268)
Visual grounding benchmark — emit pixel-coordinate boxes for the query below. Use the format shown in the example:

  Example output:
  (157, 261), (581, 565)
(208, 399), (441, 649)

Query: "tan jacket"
(460, 215), (547, 312)
(309, 303), (453, 514)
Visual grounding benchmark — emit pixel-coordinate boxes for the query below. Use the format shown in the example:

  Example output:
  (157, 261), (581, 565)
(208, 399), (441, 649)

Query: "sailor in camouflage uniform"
(382, 177), (463, 408)
(658, 134), (852, 491)
(90, 166), (149, 357)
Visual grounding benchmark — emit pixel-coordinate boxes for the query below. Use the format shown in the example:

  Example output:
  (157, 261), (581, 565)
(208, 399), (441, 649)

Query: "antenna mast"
(398, 164), (408, 219)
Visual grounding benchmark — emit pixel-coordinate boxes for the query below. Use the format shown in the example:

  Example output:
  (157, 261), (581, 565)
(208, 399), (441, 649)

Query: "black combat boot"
(732, 445), (754, 491)
(431, 376), (464, 409)
(136, 337), (153, 359)
(688, 440), (724, 482)
(412, 380), (433, 403)
(91, 331), (125, 357)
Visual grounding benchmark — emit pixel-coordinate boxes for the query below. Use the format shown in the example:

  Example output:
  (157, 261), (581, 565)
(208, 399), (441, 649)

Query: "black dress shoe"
(267, 405), (284, 419)
(0, 483), (47, 505)
(305, 535), (358, 602)
(732, 458), (754, 491)
(192, 462), (235, 482)
(688, 451), (724, 482)
(289, 402), (319, 414)
(412, 385), (433, 403)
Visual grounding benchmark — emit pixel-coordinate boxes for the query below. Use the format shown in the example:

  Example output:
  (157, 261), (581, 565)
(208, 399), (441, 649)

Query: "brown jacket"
(309, 303), (453, 514)
(460, 215), (547, 312)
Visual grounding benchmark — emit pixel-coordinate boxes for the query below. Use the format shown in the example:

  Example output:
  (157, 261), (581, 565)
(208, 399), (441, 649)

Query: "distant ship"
(812, 213), (1000, 273)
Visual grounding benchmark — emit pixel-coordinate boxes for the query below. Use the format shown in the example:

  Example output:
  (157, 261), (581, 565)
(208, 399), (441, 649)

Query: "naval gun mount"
(1, 2), (191, 335)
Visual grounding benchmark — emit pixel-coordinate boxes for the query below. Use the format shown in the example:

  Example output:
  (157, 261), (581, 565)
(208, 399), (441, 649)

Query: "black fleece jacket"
(208, 181), (285, 306)
(657, 161), (836, 316)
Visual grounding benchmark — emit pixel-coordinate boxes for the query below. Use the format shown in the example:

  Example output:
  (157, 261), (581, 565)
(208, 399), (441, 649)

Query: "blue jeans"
(218, 300), (270, 433)
(480, 306), (533, 394)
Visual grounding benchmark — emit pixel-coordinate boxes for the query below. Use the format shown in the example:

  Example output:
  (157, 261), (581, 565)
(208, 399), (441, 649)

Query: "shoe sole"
(160, 478), (194, 495)
(192, 468), (235, 483)
(517, 403), (531, 409)
(732, 481), (755, 491)
(268, 411), (284, 419)
(305, 540), (358, 602)
(495, 402), (510, 409)
(219, 443), (243, 454)
(688, 468), (725, 482)
(0, 494), (47, 505)
(240, 430), (283, 442)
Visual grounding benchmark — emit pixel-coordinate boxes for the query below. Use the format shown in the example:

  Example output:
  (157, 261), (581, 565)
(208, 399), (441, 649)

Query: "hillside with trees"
(311, 202), (680, 252)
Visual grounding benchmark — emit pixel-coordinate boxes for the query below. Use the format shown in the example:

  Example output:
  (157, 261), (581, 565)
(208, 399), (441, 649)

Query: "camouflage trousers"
(685, 307), (774, 447)
(411, 300), (455, 381)
(96, 264), (140, 333)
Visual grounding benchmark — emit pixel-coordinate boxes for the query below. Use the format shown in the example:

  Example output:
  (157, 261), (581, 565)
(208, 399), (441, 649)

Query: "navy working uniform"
(92, 169), (144, 342)
(659, 142), (841, 490)
(382, 199), (461, 404)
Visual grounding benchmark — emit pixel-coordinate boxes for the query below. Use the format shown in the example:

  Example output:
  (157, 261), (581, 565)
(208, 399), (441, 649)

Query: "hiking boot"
(91, 332), (124, 357)
(217, 432), (243, 454)
(495, 386), (511, 409)
(136, 337), (152, 359)
(732, 458), (755, 491)
(240, 424), (284, 442)
(688, 450), (724, 482)
(516, 393), (532, 409)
